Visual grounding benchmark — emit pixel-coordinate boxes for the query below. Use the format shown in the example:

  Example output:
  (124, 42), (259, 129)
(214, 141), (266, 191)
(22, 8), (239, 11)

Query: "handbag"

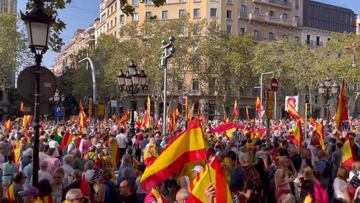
(350, 172), (360, 188)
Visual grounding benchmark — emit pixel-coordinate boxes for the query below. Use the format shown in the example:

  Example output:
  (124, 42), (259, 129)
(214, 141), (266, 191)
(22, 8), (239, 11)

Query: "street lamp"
(117, 61), (148, 136)
(161, 36), (176, 135)
(318, 77), (338, 122)
(21, 0), (54, 187)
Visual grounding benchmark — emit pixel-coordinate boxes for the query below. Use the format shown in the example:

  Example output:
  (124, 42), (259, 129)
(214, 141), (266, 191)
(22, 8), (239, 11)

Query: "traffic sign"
(55, 106), (62, 117)
(271, 78), (279, 92)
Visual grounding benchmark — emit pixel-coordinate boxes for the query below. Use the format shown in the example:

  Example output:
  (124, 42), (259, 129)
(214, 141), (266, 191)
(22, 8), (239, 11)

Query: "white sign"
(110, 100), (117, 108)
(285, 96), (299, 111)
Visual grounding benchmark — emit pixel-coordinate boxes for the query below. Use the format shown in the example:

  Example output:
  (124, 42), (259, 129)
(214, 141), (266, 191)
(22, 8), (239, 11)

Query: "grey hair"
(65, 188), (83, 200)
(63, 155), (73, 164)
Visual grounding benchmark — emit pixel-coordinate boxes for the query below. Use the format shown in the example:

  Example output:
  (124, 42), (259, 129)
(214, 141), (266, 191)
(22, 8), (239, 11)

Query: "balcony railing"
(248, 13), (297, 27)
(253, 0), (292, 9)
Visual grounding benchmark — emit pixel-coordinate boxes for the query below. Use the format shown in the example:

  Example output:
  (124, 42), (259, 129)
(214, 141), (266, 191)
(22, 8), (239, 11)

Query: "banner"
(285, 96), (299, 111)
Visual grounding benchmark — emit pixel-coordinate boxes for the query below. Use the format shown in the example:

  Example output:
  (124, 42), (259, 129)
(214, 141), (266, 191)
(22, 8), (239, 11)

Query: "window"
(145, 12), (152, 20)
(179, 9), (187, 17)
(192, 79), (200, 91)
(282, 13), (288, 21)
(120, 14), (125, 23)
(328, 38), (331, 41)
(240, 27), (246, 35)
(316, 36), (320, 46)
(210, 8), (217, 17)
(294, 16), (299, 24)
(268, 32), (274, 40)
(162, 10), (168, 19)
(226, 25), (232, 34)
(193, 8), (200, 18)
(255, 7), (260, 16)
(132, 0), (139, 5)
(269, 10), (274, 17)
(240, 5), (247, 17)
(1, 0), (7, 12)
(295, 0), (299, 9)
(226, 10), (232, 20)
(306, 35), (310, 44)
(254, 30), (260, 40)
(179, 0), (186, 2)
(145, 0), (152, 4)
(132, 13), (139, 21)
(227, 0), (233, 4)
(114, 17), (117, 26)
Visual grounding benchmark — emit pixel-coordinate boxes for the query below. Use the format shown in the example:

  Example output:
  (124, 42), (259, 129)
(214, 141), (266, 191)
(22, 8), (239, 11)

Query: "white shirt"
(49, 140), (59, 157)
(38, 169), (53, 183)
(333, 177), (348, 200)
(116, 133), (128, 149)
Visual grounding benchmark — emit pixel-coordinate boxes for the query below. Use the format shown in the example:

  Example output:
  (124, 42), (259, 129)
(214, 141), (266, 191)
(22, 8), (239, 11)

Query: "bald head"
(175, 188), (189, 203)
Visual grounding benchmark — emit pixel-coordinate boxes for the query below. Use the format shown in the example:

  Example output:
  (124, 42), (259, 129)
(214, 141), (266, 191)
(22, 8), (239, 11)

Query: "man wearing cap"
(190, 165), (203, 181)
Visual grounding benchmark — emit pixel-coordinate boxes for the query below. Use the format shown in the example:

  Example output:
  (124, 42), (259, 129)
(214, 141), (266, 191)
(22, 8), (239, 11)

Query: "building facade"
(0, 0), (16, 13)
(357, 18), (360, 35)
(303, 0), (356, 33)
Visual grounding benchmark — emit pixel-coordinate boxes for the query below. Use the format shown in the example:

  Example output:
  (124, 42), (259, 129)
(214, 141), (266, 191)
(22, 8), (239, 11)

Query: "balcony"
(248, 13), (297, 27)
(253, 0), (292, 10)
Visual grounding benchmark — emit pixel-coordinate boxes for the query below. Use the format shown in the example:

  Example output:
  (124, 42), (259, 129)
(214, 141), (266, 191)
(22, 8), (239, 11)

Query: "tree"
(0, 13), (31, 89)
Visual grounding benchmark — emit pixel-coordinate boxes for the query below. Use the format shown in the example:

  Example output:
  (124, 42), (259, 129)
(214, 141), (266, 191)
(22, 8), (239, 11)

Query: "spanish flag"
(335, 80), (349, 132)
(143, 143), (158, 166)
(341, 135), (355, 169)
(210, 123), (245, 138)
(287, 104), (301, 121)
(117, 111), (129, 127)
(79, 101), (86, 131)
(141, 120), (207, 191)
(5, 119), (11, 132)
(23, 115), (32, 129)
(60, 132), (73, 150)
(6, 184), (15, 202)
(142, 96), (152, 129)
(233, 98), (239, 121)
(310, 118), (325, 150)
(290, 120), (303, 151)
(187, 156), (232, 203)
(255, 97), (264, 118)
(168, 108), (180, 133)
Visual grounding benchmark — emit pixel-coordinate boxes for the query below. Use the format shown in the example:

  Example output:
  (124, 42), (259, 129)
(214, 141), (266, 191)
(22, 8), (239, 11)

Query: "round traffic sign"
(270, 78), (279, 92)
(17, 65), (57, 103)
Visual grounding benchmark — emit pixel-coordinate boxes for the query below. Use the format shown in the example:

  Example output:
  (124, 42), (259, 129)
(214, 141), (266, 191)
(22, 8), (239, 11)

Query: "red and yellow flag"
(210, 123), (245, 138)
(79, 101), (86, 131)
(290, 120), (303, 151)
(187, 156), (232, 203)
(60, 132), (73, 150)
(5, 119), (12, 132)
(168, 108), (180, 132)
(22, 115), (32, 129)
(310, 118), (325, 150)
(233, 98), (239, 121)
(287, 104), (301, 121)
(6, 184), (15, 202)
(335, 80), (349, 132)
(117, 111), (129, 127)
(142, 96), (152, 129)
(141, 120), (207, 191)
(341, 135), (355, 169)
(143, 143), (158, 166)
(255, 97), (264, 118)
(185, 96), (189, 121)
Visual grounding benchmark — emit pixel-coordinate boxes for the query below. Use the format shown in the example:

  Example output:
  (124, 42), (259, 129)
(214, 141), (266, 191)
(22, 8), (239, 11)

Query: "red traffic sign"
(270, 78), (279, 92)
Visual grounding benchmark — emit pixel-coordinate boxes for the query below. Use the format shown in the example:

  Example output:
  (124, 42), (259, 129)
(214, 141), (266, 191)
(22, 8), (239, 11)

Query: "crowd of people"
(0, 116), (359, 203)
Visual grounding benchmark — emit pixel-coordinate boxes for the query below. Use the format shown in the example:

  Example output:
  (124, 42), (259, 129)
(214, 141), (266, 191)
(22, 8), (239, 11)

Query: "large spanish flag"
(141, 120), (207, 191)
(290, 120), (303, 151)
(233, 99), (239, 121)
(335, 80), (349, 132)
(341, 135), (355, 169)
(187, 156), (232, 203)
(117, 111), (129, 127)
(255, 97), (264, 118)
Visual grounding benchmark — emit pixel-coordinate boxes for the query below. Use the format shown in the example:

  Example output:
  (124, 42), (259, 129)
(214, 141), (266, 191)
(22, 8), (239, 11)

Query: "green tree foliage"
(0, 13), (30, 89)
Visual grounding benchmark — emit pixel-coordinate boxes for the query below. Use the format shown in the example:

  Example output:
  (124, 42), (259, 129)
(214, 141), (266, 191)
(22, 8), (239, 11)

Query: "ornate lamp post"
(318, 77), (339, 122)
(117, 61), (148, 136)
(21, 0), (54, 187)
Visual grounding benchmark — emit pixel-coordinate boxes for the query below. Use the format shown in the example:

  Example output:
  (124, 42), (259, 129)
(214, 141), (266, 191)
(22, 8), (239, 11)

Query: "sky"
(17, 0), (360, 68)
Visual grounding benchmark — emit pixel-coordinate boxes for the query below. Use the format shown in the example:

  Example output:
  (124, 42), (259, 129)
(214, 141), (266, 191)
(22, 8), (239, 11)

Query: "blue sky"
(17, 0), (360, 68)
